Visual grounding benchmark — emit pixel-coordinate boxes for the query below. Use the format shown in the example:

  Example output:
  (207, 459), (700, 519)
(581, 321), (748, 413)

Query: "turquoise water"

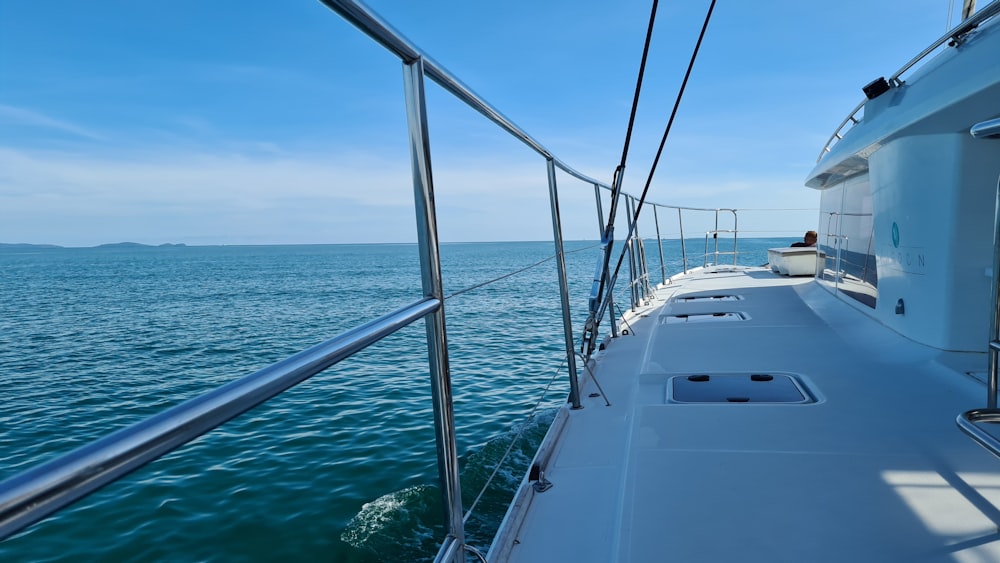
(0, 238), (791, 561)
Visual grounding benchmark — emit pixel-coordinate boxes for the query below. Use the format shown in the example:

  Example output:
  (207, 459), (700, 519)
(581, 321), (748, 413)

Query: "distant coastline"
(0, 238), (791, 250)
(0, 242), (188, 250)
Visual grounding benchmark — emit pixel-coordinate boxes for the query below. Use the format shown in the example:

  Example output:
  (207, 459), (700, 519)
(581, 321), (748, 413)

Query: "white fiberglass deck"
(494, 266), (1000, 562)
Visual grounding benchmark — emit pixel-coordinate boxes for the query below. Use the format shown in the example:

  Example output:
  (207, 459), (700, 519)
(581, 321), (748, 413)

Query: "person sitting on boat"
(790, 230), (817, 247)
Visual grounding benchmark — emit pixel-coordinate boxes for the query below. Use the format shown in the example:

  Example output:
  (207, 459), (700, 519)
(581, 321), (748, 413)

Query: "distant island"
(0, 242), (187, 249)
(0, 243), (64, 249)
(95, 242), (187, 248)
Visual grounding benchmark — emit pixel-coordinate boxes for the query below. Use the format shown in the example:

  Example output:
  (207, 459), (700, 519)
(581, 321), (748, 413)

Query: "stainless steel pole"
(593, 183), (605, 235)
(636, 236), (648, 303)
(625, 197), (639, 311)
(731, 210), (739, 265)
(989, 177), (1000, 409)
(0, 298), (440, 541)
(678, 208), (688, 273)
(653, 205), (667, 284)
(402, 58), (465, 562)
(632, 205), (650, 303)
(713, 209), (720, 265)
(547, 159), (582, 409)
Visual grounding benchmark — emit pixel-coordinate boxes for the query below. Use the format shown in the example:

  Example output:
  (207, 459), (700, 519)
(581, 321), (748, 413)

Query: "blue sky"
(0, 0), (963, 246)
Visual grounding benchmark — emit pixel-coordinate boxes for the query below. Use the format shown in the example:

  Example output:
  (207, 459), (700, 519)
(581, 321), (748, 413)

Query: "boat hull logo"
(891, 222), (900, 248)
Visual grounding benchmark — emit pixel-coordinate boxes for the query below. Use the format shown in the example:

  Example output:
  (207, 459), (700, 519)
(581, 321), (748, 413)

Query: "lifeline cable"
(462, 357), (567, 524)
(452, 243), (600, 523)
(444, 242), (599, 300)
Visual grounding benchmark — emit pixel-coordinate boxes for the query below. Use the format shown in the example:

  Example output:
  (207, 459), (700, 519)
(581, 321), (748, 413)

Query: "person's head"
(804, 230), (818, 246)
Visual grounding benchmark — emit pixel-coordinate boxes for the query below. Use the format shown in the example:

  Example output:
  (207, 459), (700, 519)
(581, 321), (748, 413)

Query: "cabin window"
(818, 175), (877, 308)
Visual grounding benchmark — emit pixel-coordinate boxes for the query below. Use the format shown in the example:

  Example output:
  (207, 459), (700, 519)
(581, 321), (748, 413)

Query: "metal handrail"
(650, 203), (738, 214)
(652, 206), (668, 284)
(988, 175), (1000, 411)
(0, 0), (828, 554)
(0, 297), (440, 541)
(957, 409), (1000, 458)
(702, 231), (740, 267)
(816, 0), (1000, 162)
(317, 0), (607, 192)
(585, 204), (738, 315)
(972, 118), (1000, 139)
(325, 0), (746, 243)
(0, 0), (592, 557)
(593, 203), (807, 310)
(585, 202), (750, 345)
(956, 122), (1000, 459)
(401, 55), (466, 560)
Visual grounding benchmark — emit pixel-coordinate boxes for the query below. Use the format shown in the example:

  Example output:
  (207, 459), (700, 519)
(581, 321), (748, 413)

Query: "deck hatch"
(668, 373), (815, 404)
(674, 294), (742, 303)
(661, 312), (748, 324)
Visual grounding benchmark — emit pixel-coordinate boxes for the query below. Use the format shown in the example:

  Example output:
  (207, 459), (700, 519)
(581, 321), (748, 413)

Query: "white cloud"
(0, 137), (820, 247)
(0, 146), (418, 245)
(0, 145), (593, 246)
(0, 146), (412, 206)
(0, 104), (106, 141)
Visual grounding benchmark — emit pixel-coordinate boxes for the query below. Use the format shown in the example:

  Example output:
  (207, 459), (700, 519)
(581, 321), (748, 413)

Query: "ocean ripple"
(0, 240), (779, 561)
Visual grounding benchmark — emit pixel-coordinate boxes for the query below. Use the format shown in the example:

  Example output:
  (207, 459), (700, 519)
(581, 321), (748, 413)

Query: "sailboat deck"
(497, 266), (1000, 562)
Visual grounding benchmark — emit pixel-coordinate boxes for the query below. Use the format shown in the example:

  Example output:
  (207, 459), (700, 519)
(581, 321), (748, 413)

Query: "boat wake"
(341, 409), (557, 558)
(340, 484), (439, 559)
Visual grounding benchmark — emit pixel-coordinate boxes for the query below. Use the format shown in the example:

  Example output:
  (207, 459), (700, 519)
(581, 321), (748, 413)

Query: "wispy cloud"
(0, 146), (413, 206)
(0, 104), (106, 141)
(0, 144), (585, 245)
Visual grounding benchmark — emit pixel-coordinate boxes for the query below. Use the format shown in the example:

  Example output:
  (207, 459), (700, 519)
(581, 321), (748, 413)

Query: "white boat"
(2, 1), (1000, 562)
(487, 2), (1000, 562)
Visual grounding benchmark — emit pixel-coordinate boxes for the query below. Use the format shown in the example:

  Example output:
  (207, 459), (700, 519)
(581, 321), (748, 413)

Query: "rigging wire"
(448, 243), (600, 521)
(606, 0), (718, 297)
(577, 352), (611, 406)
(613, 301), (636, 336)
(593, 0), (662, 312)
(610, 0), (661, 213)
(462, 356), (567, 524)
(444, 242), (599, 301)
(453, 2), (719, 522)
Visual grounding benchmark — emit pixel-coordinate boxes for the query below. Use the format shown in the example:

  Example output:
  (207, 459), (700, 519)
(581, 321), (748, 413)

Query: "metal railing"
(972, 118), (1000, 139)
(663, 205), (738, 273)
(0, 1), (820, 559)
(580, 200), (811, 359)
(817, 0), (1000, 162)
(957, 117), (1000, 460)
(582, 200), (727, 350)
(0, 0), (595, 560)
(0, 299), (441, 541)
(958, 410), (1000, 458)
(703, 230), (739, 267)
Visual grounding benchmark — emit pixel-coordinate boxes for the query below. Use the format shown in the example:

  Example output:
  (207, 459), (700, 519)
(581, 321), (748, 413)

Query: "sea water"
(0, 238), (791, 562)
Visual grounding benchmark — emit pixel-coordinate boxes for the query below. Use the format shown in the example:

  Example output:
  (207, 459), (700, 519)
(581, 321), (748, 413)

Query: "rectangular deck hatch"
(675, 295), (742, 303)
(661, 312), (748, 324)
(668, 373), (815, 404)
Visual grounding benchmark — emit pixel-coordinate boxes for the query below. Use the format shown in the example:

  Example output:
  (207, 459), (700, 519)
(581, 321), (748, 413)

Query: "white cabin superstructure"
(805, 5), (1000, 354)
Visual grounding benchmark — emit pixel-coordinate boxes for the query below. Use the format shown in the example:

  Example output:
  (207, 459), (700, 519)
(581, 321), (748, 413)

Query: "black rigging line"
(612, 0), (660, 205)
(608, 0), (717, 287)
(594, 0), (661, 311)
